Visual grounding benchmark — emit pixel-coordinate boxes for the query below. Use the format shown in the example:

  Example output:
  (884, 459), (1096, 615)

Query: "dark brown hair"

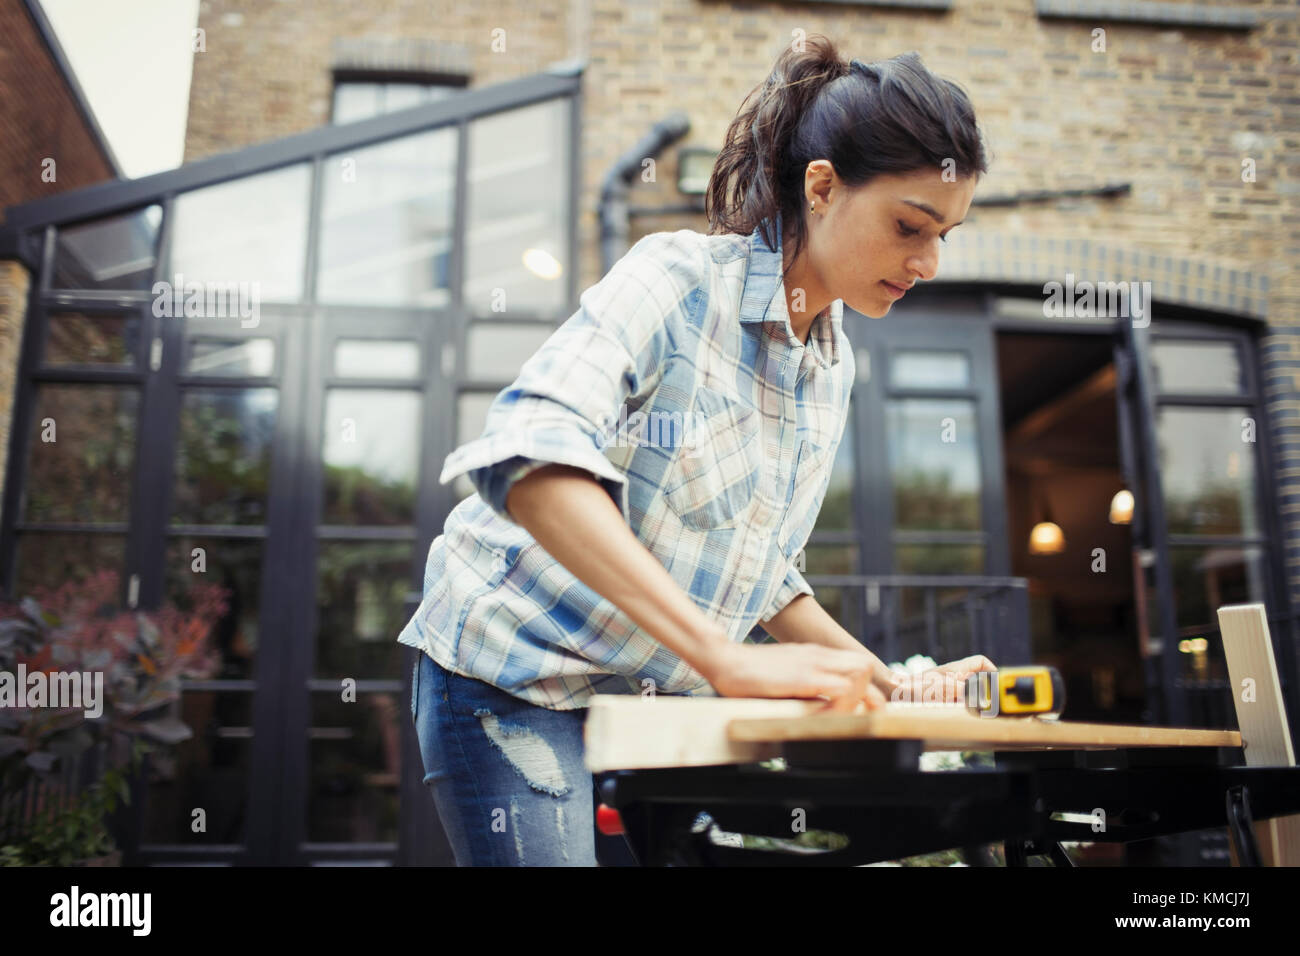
(706, 36), (990, 270)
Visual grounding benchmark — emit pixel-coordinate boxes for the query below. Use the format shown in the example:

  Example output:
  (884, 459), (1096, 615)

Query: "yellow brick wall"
(184, 0), (1299, 308)
(0, 260), (31, 528)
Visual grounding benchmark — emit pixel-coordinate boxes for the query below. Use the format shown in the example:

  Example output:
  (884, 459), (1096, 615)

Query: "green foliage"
(1, 744), (145, 866)
(173, 395), (273, 524)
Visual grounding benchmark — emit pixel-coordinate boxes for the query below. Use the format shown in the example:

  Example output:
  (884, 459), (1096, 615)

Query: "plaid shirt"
(397, 215), (853, 709)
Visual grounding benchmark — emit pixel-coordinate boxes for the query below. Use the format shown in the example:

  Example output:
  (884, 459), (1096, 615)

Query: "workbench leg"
(1048, 841), (1075, 867)
(1225, 784), (1262, 867)
(1004, 839), (1029, 866)
(1004, 837), (1075, 867)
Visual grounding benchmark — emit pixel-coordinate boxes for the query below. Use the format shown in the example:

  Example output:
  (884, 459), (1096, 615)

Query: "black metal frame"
(0, 67), (585, 865)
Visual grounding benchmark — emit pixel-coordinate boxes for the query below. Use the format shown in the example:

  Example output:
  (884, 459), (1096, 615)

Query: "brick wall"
(183, 0), (574, 162)
(183, 0), (1300, 599)
(0, 0), (116, 221)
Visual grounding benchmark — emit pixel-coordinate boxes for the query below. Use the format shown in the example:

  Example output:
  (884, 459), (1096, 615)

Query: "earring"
(810, 200), (815, 213)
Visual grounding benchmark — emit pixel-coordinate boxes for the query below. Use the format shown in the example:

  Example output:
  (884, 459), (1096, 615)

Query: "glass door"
(282, 307), (453, 864)
(1, 85), (583, 864)
(844, 303), (1025, 667)
(1115, 316), (1292, 728)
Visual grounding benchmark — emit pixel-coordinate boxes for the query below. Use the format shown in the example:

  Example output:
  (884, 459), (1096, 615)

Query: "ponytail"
(706, 35), (990, 271)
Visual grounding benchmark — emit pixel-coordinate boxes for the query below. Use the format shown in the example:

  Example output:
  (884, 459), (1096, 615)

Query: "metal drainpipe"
(598, 112), (691, 274)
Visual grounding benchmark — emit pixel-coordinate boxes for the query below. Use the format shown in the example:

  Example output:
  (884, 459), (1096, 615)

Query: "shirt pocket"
(663, 385), (763, 531)
(777, 438), (832, 558)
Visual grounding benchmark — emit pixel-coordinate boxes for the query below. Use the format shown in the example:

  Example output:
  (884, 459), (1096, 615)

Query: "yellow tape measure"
(965, 666), (1066, 719)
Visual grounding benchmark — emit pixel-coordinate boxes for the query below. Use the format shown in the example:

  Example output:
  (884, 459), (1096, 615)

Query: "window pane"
(23, 385), (138, 522)
(333, 340), (420, 378)
(12, 533), (126, 599)
(172, 389), (279, 525)
(315, 540), (411, 680)
(333, 82), (381, 124)
(332, 82), (456, 124)
(1157, 406), (1259, 536)
(466, 322), (553, 380)
(170, 165), (311, 303)
(187, 338), (275, 377)
(309, 691), (402, 843)
(1170, 545), (1266, 633)
(383, 83), (430, 113)
(465, 98), (570, 316)
(1151, 341), (1243, 395)
(164, 537), (265, 680)
(815, 425), (855, 531)
(453, 392), (495, 500)
(887, 398), (982, 531)
(318, 129), (456, 307)
(322, 390), (420, 525)
(53, 205), (161, 291)
(141, 691), (252, 845)
(891, 350), (970, 389)
(801, 544), (857, 575)
(42, 311), (141, 366)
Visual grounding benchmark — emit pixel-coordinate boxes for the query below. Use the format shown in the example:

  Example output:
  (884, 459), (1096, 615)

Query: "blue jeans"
(411, 649), (599, 866)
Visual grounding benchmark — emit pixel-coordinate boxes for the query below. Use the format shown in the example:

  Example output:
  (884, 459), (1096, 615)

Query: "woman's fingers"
(812, 658), (875, 712)
(938, 655), (996, 674)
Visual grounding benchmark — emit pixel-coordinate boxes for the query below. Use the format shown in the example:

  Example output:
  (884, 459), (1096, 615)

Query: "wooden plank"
(583, 694), (1240, 772)
(584, 695), (810, 772)
(1216, 603), (1300, 867)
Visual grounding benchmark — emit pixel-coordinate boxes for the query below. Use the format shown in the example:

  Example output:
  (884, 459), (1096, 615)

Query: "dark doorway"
(997, 332), (1145, 724)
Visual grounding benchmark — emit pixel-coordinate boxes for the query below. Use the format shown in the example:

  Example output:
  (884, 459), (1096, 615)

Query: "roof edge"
(22, 0), (125, 180)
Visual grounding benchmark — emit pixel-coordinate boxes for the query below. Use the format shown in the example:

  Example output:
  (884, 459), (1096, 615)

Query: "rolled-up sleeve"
(758, 565), (815, 624)
(439, 232), (702, 524)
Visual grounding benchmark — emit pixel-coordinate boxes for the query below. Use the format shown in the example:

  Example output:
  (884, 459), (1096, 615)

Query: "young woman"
(399, 36), (995, 866)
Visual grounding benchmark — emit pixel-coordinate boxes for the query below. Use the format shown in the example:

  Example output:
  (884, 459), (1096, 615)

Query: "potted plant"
(0, 569), (228, 865)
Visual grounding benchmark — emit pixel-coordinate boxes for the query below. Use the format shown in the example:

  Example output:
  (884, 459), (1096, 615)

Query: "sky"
(39, 0), (200, 180)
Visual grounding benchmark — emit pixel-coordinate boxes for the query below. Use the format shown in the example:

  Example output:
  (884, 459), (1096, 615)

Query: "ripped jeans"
(411, 649), (598, 866)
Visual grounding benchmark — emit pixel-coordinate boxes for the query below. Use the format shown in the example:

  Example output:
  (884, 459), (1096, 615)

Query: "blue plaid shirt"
(397, 215), (853, 709)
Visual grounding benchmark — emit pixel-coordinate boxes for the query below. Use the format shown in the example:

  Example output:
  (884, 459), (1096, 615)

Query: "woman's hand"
(698, 641), (889, 712)
(889, 654), (997, 704)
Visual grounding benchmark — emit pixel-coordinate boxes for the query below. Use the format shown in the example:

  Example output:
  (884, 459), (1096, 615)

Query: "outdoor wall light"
(677, 146), (718, 196)
(523, 247), (562, 280)
(1109, 488), (1134, 525)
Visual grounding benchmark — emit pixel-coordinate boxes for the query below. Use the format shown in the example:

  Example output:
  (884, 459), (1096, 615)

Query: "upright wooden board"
(583, 694), (1240, 772)
(1217, 603), (1300, 867)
